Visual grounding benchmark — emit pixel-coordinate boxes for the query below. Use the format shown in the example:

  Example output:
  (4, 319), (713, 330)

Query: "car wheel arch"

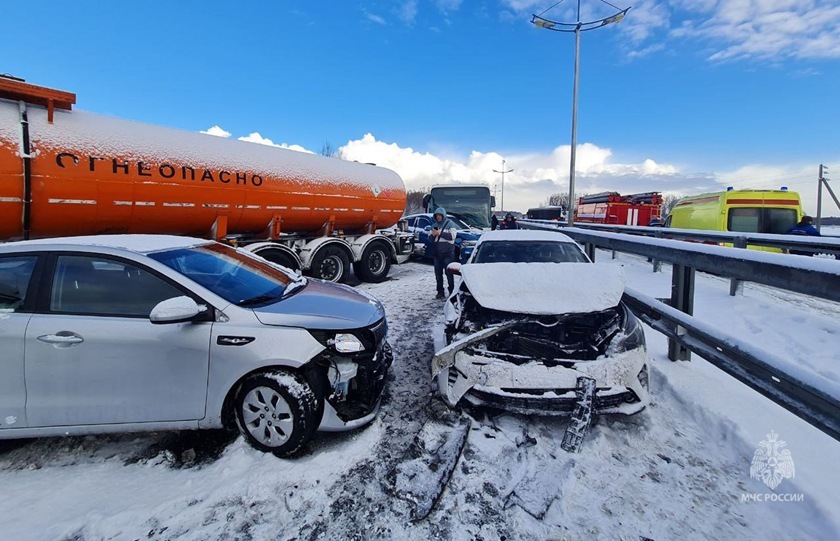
(219, 362), (327, 432)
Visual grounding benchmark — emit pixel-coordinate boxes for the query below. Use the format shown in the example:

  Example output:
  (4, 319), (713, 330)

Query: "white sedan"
(432, 230), (650, 416)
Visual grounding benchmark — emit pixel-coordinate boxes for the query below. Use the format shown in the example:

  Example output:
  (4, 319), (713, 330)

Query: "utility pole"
(816, 164), (824, 228)
(815, 164), (839, 229)
(493, 159), (514, 211)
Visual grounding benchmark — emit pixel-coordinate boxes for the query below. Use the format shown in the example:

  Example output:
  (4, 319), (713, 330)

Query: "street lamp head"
(531, 6), (631, 33)
(532, 17), (557, 29)
(603, 11), (628, 25)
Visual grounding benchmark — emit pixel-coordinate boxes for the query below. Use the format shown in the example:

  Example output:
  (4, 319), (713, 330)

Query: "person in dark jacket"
(429, 207), (458, 298)
(787, 215), (820, 256)
(499, 213), (519, 230)
(491, 214), (499, 231)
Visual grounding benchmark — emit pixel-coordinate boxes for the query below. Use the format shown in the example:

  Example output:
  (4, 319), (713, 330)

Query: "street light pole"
(531, 1), (631, 226)
(569, 3), (581, 227)
(493, 159), (514, 211)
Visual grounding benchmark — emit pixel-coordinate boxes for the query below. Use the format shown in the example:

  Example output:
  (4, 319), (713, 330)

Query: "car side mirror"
(150, 296), (204, 324)
(446, 262), (462, 275)
(424, 225), (432, 232)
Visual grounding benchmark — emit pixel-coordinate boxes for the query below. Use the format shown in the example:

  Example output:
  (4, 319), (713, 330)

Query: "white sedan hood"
(459, 262), (625, 315)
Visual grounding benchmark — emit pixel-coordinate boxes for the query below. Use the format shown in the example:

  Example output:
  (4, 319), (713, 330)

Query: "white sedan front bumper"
(432, 326), (650, 415)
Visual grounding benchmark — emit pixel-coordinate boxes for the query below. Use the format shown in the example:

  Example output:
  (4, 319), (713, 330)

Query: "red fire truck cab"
(575, 192), (662, 226)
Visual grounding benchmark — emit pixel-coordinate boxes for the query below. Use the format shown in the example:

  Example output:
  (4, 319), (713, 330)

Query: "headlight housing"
(461, 240), (477, 248)
(611, 307), (646, 353)
(332, 333), (365, 353)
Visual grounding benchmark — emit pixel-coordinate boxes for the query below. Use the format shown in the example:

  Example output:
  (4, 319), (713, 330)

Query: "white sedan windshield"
(150, 244), (301, 306)
(472, 241), (588, 264)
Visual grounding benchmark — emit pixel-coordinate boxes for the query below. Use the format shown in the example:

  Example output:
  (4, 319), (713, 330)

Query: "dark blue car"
(402, 213), (482, 264)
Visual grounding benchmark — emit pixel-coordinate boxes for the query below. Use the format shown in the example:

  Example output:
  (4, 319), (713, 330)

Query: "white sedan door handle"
(37, 331), (84, 347)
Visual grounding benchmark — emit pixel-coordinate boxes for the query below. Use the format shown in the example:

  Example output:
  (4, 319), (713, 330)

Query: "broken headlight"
(611, 308), (646, 353)
(332, 333), (365, 353)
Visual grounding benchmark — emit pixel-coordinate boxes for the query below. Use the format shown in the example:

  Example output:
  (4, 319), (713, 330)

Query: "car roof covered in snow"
(1, 234), (212, 254)
(476, 229), (577, 245)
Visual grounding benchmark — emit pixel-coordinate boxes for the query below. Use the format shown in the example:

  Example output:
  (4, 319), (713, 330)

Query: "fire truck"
(574, 192), (663, 226)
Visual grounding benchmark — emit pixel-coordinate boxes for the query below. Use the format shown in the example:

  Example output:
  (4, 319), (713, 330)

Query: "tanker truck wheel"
(354, 242), (392, 283)
(309, 246), (350, 282)
(255, 248), (300, 273)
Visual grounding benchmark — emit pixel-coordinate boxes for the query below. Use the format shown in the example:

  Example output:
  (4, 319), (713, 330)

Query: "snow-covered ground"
(1, 255), (838, 540)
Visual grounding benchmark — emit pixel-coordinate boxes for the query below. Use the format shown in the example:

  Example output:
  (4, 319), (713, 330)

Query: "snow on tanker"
(0, 76), (413, 282)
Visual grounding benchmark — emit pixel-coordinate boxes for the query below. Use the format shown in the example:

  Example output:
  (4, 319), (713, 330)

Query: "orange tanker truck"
(0, 76), (413, 282)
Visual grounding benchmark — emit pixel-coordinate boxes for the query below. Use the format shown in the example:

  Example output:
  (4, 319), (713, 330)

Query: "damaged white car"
(432, 230), (650, 416)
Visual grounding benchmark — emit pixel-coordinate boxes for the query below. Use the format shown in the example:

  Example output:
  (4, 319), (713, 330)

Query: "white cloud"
(507, 0), (840, 62)
(397, 0), (419, 24)
(500, 0), (545, 12)
(674, 0), (840, 61)
(339, 133), (722, 211)
(237, 132), (314, 154)
(366, 12), (387, 25)
(200, 125), (232, 138)
(620, 0), (671, 45)
(435, 0), (463, 14)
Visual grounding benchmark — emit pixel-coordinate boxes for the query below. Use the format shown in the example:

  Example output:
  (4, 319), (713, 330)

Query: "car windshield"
(472, 240), (589, 264)
(149, 243), (302, 306)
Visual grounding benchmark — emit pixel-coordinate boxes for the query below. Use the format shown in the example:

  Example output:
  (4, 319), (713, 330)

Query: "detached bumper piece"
(561, 376), (597, 453)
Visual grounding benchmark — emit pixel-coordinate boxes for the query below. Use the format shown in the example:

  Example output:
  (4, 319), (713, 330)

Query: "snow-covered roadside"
(0, 257), (837, 540)
(597, 249), (840, 532)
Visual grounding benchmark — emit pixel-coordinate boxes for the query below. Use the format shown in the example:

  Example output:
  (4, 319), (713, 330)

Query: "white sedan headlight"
(333, 333), (365, 353)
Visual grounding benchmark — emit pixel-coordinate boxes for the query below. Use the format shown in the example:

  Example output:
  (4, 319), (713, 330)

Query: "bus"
(526, 206), (566, 221)
(423, 184), (495, 229)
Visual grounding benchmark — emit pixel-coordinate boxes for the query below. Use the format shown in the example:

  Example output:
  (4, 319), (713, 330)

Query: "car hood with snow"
(458, 262), (625, 315)
(253, 280), (385, 330)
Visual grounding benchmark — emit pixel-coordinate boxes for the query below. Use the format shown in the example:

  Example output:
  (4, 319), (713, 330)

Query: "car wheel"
(309, 246), (350, 282)
(354, 242), (391, 283)
(234, 370), (318, 457)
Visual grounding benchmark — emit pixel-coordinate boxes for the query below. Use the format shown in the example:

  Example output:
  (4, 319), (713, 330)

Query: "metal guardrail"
(518, 219), (840, 441)
(521, 220), (840, 256)
(521, 223), (840, 303)
(623, 289), (840, 441)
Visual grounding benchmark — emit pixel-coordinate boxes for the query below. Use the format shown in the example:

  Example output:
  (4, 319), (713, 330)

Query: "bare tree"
(544, 192), (582, 211)
(405, 189), (427, 215)
(320, 141), (342, 158)
(661, 194), (681, 217)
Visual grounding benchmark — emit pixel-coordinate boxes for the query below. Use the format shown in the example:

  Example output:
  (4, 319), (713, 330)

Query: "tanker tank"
(0, 94), (406, 241)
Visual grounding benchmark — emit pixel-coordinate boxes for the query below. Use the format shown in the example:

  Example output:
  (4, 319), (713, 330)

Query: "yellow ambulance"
(666, 188), (803, 233)
(665, 188), (804, 251)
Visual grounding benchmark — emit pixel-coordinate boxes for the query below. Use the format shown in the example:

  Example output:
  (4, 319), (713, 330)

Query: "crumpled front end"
(308, 317), (394, 431)
(433, 306), (650, 416)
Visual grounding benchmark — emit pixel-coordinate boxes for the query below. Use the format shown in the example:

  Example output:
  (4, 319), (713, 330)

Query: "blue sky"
(2, 0), (838, 213)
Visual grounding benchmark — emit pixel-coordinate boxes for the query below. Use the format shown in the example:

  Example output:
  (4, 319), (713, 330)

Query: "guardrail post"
(669, 264), (695, 361)
(586, 242), (596, 262)
(652, 230), (663, 272)
(729, 237), (747, 296)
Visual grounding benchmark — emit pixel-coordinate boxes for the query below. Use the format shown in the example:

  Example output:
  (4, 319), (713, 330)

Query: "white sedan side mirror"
(150, 296), (203, 324)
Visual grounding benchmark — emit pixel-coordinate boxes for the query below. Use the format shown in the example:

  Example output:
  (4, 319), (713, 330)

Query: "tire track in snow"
(296, 261), (452, 540)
